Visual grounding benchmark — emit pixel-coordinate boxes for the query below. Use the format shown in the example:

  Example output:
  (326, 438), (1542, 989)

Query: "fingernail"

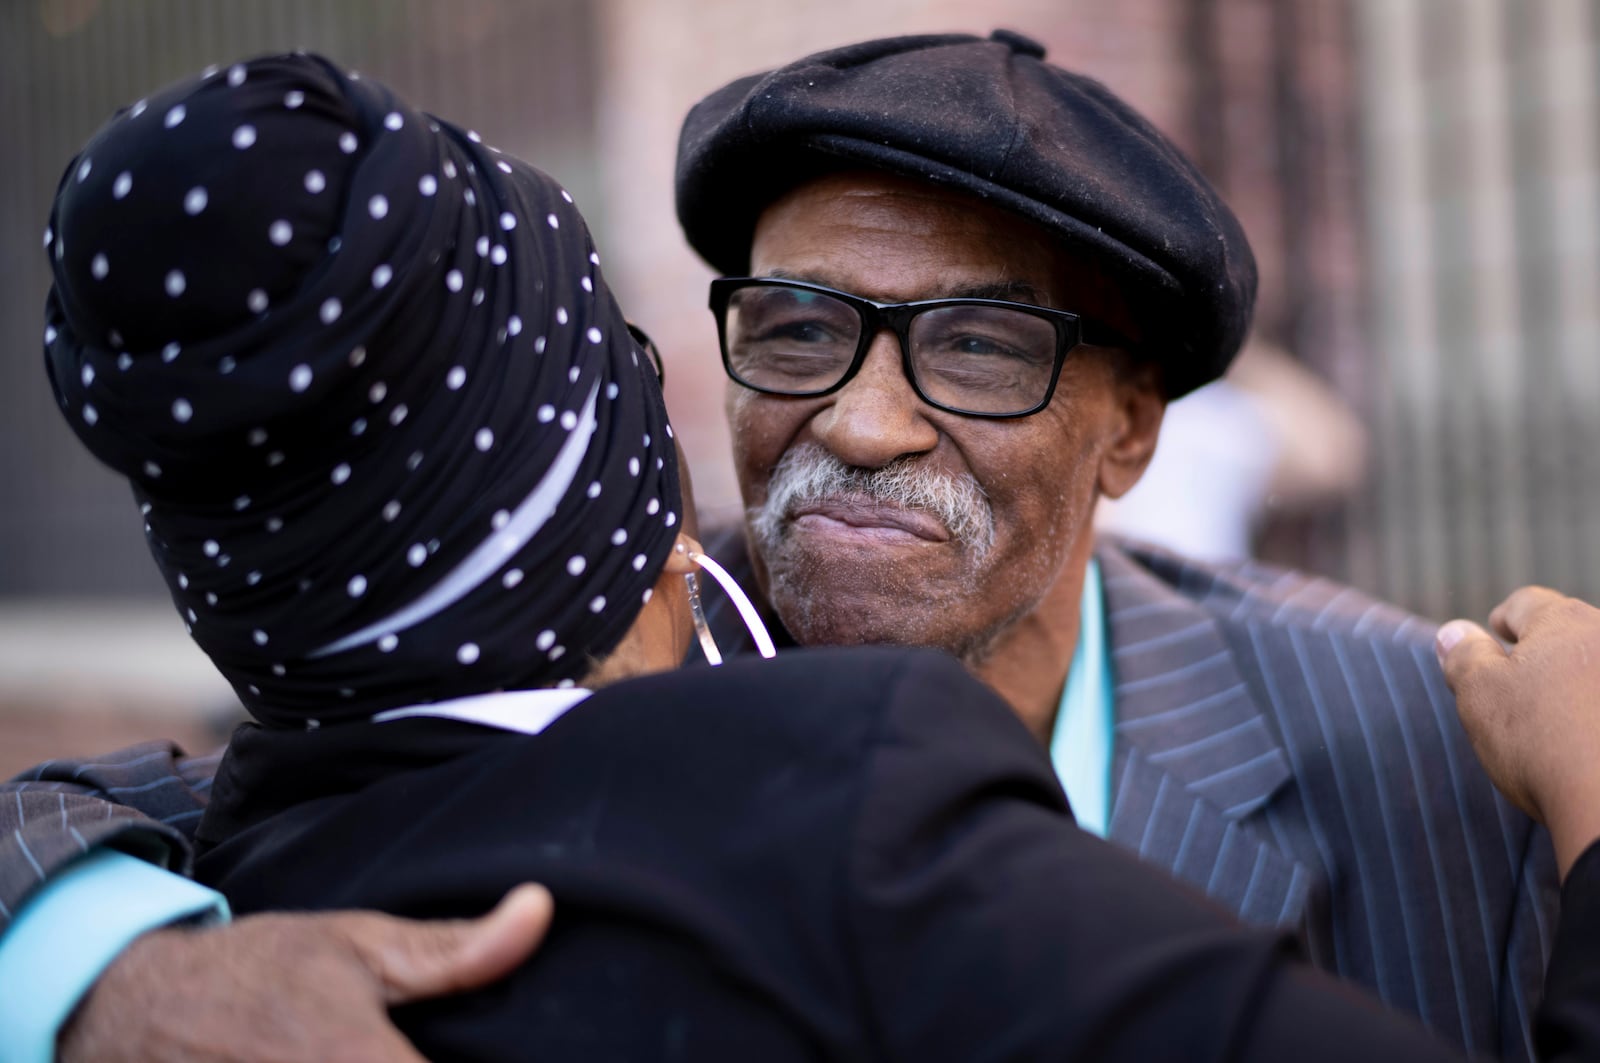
(1435, 620), (1468, 660)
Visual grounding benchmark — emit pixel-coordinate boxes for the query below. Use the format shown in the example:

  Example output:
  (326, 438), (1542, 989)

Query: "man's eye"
(950, 335), (1020, 357)
(926, 333), (1038, 362)
(754, 319), (842, 345)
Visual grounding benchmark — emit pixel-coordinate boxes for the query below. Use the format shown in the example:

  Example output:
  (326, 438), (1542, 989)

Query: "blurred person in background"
(1096, 340), (1368, 561)
(0, 30), (1566, 1061)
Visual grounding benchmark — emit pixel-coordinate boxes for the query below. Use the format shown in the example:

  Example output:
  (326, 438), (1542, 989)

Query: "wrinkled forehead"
(750, 170), (1143, 344)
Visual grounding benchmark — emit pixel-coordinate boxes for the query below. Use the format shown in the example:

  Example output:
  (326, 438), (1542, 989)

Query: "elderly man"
(0, 32), (1556, 1062)
(679, 33), (1554, 1058)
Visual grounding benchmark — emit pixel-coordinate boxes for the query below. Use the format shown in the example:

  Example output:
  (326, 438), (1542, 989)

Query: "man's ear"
(1097, 362), (1166, 500)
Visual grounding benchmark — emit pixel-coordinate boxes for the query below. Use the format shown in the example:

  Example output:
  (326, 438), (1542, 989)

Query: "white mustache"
(750, 444), (995, 560)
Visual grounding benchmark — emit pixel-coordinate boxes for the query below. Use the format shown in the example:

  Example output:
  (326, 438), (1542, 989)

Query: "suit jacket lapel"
(1099, 542), (1311, 928)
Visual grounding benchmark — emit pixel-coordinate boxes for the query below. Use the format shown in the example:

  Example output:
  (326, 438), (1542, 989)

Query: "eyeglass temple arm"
(687, 550), (778, 659)
(684, 571), (723, 666)
(625, 321), (665, 385)
(1079, 319), (1138, 352)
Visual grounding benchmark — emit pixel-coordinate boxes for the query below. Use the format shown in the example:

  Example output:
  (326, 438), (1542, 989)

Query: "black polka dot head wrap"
(42, 54), (682, 728)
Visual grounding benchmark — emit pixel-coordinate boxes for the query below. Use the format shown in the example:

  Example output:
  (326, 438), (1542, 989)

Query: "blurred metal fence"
(1355, 0), (1600, 622)
(0, 0), (596, 594)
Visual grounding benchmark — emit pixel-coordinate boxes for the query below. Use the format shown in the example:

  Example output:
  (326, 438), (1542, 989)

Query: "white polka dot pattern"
(41, 52), (681, 726)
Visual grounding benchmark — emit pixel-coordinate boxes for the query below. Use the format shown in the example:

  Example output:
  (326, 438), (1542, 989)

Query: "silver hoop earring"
(684, 548), (777, 665)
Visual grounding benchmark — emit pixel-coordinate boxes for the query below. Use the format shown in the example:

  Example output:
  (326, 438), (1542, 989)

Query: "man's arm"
(1, 744), (553, 1062)
(0, 743), (227, 1062)
(0, 849), (552, 1063)
(56, 885), (554, 1063)
(0, 848), (229, 1063)
(0, 741), (219, 927)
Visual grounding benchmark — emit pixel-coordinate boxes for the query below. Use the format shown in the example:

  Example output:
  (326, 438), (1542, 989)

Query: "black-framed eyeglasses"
(709, 277), (1127, 419)
(626, 321), (665, 386)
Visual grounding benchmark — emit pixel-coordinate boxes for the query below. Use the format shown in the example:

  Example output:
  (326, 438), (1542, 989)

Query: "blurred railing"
(1355, 0), (1600, 621)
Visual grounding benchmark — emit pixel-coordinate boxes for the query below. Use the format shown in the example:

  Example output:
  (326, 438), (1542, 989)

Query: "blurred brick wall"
(0, 700), (234, 781)
(0, 0), (599, 596)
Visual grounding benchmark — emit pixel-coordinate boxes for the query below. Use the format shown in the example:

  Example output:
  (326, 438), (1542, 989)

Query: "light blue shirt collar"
(1047, 557), (1115, 837)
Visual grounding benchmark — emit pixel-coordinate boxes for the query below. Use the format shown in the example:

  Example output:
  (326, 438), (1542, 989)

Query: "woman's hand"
(1438, 587), (1600, 881)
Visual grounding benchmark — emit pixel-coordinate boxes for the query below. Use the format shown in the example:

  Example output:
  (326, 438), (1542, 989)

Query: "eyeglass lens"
(722, 284), (1059, 415)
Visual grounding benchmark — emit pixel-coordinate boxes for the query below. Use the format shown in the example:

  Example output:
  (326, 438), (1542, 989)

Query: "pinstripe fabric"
(0, 743), (219, 927)
(698, 529), (1557, 1060)
(0, 533), (1558, 1060)
(1098, 542), (1556, 1061)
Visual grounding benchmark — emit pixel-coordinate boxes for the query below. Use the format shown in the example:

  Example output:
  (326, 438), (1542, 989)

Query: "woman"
(41, 54), (1600, 1061)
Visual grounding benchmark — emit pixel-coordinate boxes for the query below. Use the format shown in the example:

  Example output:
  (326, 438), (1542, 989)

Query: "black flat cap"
(676, 30), (1257, 398)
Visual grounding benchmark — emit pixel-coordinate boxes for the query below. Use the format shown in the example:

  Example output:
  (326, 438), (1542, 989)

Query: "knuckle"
(1554, 598), (1591, 625)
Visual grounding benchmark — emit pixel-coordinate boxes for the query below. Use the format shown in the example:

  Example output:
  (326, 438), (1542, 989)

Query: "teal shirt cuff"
(0, 848), (229, 1063)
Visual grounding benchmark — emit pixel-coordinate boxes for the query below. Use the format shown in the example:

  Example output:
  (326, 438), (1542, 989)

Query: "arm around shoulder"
(1, 741), (221, 926)
(0, 849), (227, 1063)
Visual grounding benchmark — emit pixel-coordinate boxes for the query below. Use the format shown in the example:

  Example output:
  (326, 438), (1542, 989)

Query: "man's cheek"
(733, 403), (805, 476)
(726, 408), (766, 478)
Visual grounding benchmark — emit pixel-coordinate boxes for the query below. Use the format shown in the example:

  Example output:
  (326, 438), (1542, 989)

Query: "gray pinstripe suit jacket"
(0, 538), (1557, 1060)
(1092, 542), (1557, 1062)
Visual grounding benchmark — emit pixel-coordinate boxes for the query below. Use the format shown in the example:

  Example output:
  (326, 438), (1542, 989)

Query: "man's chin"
(760, 538), (992, 659)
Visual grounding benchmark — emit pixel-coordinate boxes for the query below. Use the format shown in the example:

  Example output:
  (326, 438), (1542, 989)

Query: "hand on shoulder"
(1438, 586), (1600, 881)
(59, 885), (553, 1063)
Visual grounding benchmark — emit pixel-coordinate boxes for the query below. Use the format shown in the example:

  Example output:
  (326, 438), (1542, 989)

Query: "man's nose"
(809, 331), (938, 468)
